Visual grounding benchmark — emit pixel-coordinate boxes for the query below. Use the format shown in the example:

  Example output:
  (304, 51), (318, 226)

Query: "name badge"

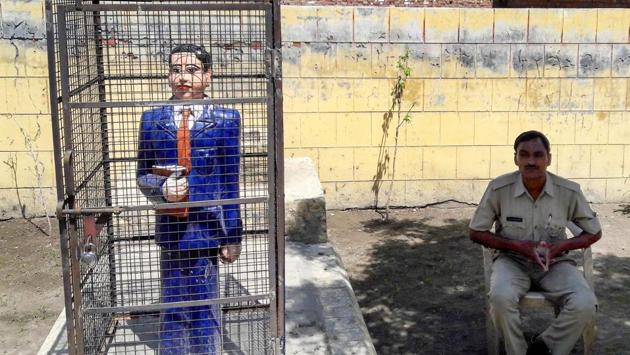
(506, 216), (523, 222)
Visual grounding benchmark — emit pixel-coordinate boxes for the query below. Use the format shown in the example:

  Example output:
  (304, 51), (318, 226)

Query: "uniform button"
(534, 205), (537, 208)
(535, 226), (538, 229)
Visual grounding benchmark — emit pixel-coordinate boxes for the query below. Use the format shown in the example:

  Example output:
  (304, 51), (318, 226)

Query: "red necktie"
(177, 108), (192, 173)
(169, 108), (191, 218)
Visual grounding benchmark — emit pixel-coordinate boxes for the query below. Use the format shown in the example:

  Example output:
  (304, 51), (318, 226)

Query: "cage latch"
(80, 213), (110, 267)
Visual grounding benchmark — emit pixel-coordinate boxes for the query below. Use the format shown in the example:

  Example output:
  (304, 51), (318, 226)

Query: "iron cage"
(45, 1), (285, 353)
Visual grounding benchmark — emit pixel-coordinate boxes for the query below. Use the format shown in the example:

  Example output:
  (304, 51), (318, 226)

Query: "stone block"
(459, 9), (493, 44)
(474, 112), (509, 145)
(424, 8), (459, 43)
(458, 79), (492, 111)
(578, 44), (612, 78)
(404, 112), (440, 146)
(371, 43), (407, 77)
(283, 78), (318, 113)
(389, 7), (424, 43)
(526, 78), (560, 111)
(0, 114), (53, 152)
(281, 6), (318, 42)
(440, 112), (475, 146)
(284, 157), (328, 243)
(319, 148), (353, 182)
(336, 43), (372, 78)
(0, 151), (55, 189)
(2, 77), (49, 114)
(394, 147), (423, 180)
(300, 113), (336, 148)
(528, 9), (563, 44)
(407, 44), (442, 78)
(593, 78), (627, 111)
(422, 146), (457, 179)
(494, 9), (527, 44)
(562, 9), (597, 44)
(318, 79), (353, 112)
(542, 112), (575, 145)
(423, 79), (458, 111)
(336, 113), (372, 148)
(490, 146), (515, 177)
(559, 79), (594, 111)
(442, 44), (476, 78)
(352, 147), (381, 181)
(354, 7), (388, 43)
(510, 44), (545, 78)
(575, 112), (609, 144)
(281, 42), (302, 78)
(457, 146), (490, 179)
(353, 78), (391, 112)
(612, 45), (630, 78)
(492, 79), (527, 111)
(370, 111), (397, 147)
(317, 6), (353, 42)
(596, 9), (630, 44)
(508, 112), (543, 142)
(609, 112), (630, 145)
(300, 42), (336, 78)
(556, 145), (591, 179)
(544, 45), (578, 78)
(476, 44), (510, 78)
(0, 186), (56, 219)
(591, 145), (624, 178)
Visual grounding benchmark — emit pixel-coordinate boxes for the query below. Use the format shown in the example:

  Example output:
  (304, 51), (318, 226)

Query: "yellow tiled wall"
(1, 5), (629, 216)
(282, 6), (630, 208)
(0, 0), (55, 218)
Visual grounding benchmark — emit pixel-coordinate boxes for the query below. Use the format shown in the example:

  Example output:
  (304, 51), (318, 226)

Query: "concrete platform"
(38, 241), (375, 355)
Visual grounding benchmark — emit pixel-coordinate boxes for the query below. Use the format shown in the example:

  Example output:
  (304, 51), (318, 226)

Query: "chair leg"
(582, 320), (596, 355)
(486, 307), (501, 355)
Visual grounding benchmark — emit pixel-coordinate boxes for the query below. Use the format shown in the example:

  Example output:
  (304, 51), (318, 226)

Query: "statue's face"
(168, 52), (211, 100)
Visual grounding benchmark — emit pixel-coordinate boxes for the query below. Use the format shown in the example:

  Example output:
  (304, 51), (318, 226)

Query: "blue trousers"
(159, 249), (220, 354)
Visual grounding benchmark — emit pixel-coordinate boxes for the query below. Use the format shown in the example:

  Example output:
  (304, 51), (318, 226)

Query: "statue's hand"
(161, 176), (188, 202)
(220, 244), (242, 264)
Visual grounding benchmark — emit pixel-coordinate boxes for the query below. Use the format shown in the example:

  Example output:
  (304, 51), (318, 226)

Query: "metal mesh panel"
(48, 1), (282, 353)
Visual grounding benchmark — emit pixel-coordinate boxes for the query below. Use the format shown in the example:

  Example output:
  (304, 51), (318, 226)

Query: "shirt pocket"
(499, 217), (527, 240)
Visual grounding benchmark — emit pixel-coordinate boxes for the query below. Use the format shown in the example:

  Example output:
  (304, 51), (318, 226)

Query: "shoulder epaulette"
(549, 172), (580, 192)
(491, 171), (519, 190)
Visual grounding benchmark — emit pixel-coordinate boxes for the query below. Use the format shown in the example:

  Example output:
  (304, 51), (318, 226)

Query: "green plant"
(372, 49), (416, 220)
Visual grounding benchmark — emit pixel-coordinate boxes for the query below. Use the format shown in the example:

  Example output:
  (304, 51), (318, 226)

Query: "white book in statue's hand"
(152, 164), (187, 177)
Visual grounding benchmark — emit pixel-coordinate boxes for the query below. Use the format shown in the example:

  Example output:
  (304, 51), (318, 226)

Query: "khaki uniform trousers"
(489, 255), (597, 355)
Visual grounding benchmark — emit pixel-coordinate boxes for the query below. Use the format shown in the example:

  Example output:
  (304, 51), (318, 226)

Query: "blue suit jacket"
(136, 105), (242, 249)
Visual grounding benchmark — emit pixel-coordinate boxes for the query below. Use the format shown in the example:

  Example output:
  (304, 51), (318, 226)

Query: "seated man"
(469, 131), (601, 355)
(136, 44), (242, 354)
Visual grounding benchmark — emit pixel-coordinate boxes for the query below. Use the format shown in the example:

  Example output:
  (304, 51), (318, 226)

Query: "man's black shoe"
(526, 336), (552, 355)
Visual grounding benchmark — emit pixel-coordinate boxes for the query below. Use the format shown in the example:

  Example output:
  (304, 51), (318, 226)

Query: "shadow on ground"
(350, 217), (630, 355)
(352, 217), (486, 354)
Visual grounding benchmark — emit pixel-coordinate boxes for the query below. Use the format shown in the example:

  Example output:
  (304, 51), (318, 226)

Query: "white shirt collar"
(173, 98), (212, 128)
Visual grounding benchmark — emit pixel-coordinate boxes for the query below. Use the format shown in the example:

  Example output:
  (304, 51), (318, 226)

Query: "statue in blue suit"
(136, 44), (242, 354)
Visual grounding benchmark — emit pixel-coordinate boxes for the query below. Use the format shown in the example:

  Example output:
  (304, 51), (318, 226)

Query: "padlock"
(81, 242), (98, 268)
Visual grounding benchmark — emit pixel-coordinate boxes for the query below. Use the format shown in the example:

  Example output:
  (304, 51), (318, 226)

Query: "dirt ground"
(328, 203), (630, 355)
(0, 205), (628, 355)
(0, 218), (63, 355)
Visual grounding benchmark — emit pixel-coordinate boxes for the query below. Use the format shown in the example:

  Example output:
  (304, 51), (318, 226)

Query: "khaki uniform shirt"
(470, 171), (601, 262)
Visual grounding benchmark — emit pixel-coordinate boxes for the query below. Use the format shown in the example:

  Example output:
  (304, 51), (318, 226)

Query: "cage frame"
(45, 1), (285, 354)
